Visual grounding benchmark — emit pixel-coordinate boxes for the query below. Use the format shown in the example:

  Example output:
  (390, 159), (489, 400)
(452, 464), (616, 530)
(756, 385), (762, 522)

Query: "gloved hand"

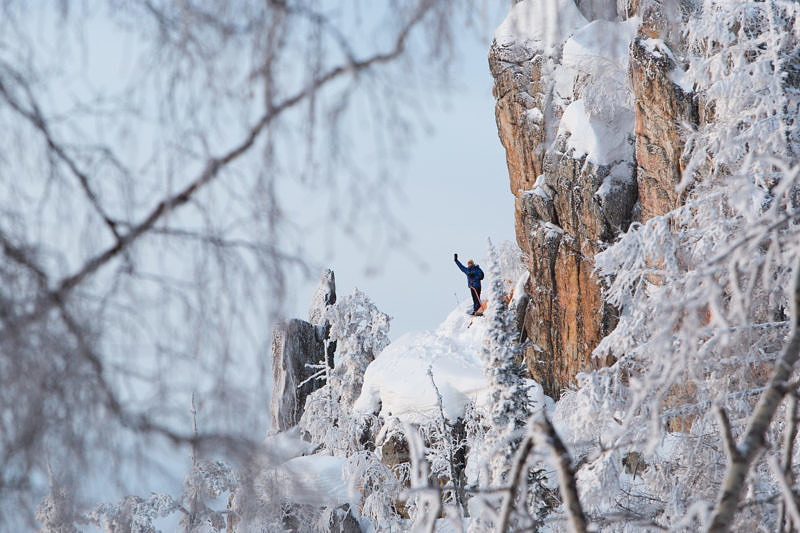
(454, 253), (458, 261)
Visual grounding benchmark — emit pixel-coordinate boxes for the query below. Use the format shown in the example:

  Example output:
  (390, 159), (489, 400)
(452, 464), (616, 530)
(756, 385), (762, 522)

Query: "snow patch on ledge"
(640, 38), (694, 93)
(562, 17), (640, 73)
(493, 0), (588, 55)
(557, 99), (633, 165)
(522, 174), (553, 201)
(353, 305), (489, 424)
(354, 266), (552, 425)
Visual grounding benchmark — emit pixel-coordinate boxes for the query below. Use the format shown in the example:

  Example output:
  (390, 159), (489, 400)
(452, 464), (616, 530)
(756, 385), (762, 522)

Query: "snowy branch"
(714, 406), (739, 464)
(707, 258), (800, 532)
(778, 392), (799, 532)
(768, 456), (800, 531)
(496, 433), (535, 532)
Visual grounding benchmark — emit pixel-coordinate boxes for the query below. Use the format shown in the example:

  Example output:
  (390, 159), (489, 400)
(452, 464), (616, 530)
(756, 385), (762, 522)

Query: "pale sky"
(285, 24), (516, 339)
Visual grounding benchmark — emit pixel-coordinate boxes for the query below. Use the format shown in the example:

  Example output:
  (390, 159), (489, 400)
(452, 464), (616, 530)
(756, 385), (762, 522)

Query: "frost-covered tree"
(343, 450), (402, 531)
(83, 494), (180, 533)
(480, 241), (530, 483)
(418, 367), (468, 515)
(299, 288), (390, 455)
(468, 240), (536, 531)
(0, 1), (493, 528)
(579, 0), (800, 529)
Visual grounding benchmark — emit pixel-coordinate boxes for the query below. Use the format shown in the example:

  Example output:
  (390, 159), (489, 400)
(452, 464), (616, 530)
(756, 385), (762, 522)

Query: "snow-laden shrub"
(299, 288), (390, 455)
(343, 450), (402, 531)
(84, 494), (180, 533)
(181, 459), (238, 532)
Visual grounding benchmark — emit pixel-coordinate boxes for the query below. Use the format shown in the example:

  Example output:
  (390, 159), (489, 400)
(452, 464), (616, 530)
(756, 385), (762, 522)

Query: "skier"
(454, 253), (484, 315)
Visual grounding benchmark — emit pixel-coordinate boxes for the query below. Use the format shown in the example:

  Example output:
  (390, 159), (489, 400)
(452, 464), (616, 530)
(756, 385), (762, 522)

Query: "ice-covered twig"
(768, 456), (800, 530)
(427, 366), (466, 515)
(405, 423), (442, 533)
(496, 433), (535, 532)
(778, 392), (798, 532)
(298, 364), (327, 389)
(707, 258), (800, 533)
(533, 412), (588, 533)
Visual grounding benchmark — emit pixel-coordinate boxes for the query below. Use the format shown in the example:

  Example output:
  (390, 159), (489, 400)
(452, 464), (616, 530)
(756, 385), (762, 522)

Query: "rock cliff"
(270, 271), (338, 431)
(490, 0), (696, 398)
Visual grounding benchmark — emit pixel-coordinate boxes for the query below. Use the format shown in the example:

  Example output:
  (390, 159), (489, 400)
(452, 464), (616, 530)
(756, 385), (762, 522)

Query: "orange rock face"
(629, 37), (698, 220)
(490, 48), (550, 198)
(490, 30), (696, 400)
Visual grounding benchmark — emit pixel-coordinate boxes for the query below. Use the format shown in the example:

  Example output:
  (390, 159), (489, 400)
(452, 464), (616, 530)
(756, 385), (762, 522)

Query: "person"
(454, 253), (484, 315)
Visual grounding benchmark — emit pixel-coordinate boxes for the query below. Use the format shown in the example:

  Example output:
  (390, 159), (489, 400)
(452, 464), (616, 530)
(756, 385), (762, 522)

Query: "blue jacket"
(455, 259), (484, 289)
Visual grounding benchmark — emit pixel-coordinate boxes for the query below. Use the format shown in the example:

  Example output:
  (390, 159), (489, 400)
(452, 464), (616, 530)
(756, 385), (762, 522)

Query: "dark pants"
(470, 286), (481, 315)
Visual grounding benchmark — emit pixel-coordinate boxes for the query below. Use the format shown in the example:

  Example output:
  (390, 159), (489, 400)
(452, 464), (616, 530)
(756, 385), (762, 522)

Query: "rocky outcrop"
(515, 138), (635, 396)
(309, 269), (336, 325)
(270, 270), (338, 431)
(491, 3), (693, 399)
(491, 49), (551, 199)
(630, 37), (697, 220)
(270, 319), (329, 431)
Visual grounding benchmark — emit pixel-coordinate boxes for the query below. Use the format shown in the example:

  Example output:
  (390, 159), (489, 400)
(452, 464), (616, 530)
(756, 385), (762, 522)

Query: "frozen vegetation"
(18, 0), (800, 530)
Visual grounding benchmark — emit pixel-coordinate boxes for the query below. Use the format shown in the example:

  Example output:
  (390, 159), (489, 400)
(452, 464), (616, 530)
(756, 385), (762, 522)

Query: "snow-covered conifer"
(467, 240), (536, 531)
(481, 240), (530, 479)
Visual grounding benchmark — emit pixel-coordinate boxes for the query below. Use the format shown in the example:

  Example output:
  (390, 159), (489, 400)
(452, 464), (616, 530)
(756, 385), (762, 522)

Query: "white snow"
(353, 304), (490, 424)
(561, 18), (640, 73)
(493, 0), (588, 55)
(526, 174), (553, 201)
(524, 107), (544, 124)
(553, 63), (577, 102)
(640, 38), (694, 92)
(641, 37), (675, 61)
(596, 161), (635, 204)
(557, 99), (633, 165)
(670, 67), (694, 93)
(262, 426), (318, 463)
(353, 252), (537, 426)
(274, 455), (353, 506)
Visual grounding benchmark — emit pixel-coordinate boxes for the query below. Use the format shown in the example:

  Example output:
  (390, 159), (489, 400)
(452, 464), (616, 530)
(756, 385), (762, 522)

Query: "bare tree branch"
(769, 456), (800, 530)
(0, 65), (122, 240)
(715, 406), (739, 463)
(496, 433), (535, 532)
(533, 412), (588, 533)
(34, 0), (435, 315)
(778, 392), (799, 532)
(405, 423), (442, 533)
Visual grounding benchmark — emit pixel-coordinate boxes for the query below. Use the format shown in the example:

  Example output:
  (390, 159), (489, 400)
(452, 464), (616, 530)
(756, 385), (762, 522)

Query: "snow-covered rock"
(491, 1), (640, 400)
(308, 269), (336, 325)
(493, 0), (588, 56)
(354, 260), (541, 426)
(353, 304), (489, 424)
